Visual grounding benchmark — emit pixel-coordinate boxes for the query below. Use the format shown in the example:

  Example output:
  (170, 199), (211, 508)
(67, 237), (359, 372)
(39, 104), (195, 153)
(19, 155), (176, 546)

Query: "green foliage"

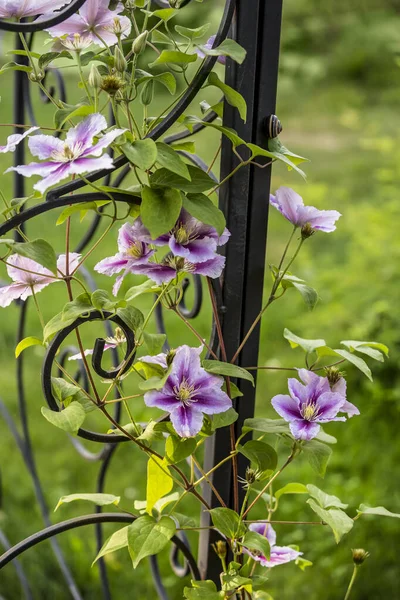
(209, 507), (246, 539)
(146, 456), (173, 514)
(127, 515), (176, 568)
(55, 493), (120, 511)
(306, 499), (354, 543)
(202, 360), (254, 385)
(41, 404), (86, 435)
(141, 185), (182, 238)
(238, 440), (278, 473)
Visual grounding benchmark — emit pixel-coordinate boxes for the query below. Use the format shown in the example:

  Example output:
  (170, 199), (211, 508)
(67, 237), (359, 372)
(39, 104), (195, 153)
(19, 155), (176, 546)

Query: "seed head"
(352, 548), (370, 565)
(100, 74), (125, 95)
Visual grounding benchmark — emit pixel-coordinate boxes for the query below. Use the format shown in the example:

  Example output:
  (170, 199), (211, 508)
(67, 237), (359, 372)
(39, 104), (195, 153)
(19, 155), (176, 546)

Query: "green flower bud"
(29, 70), (45, 82)
(88, 64), (102, 89)
(114, 47), (127, 73)
(140, 79), (154, 106)
(132, 30), (148, 55)
(166, 349), (176, 367)
(100, 74), (125, 96)
(352, 549), (370, 565)
(212, 541), (227, 559)
(325, 366), (346, 387)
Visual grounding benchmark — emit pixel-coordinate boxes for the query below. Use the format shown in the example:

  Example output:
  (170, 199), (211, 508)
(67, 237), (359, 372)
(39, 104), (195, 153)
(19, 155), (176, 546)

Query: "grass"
(0, 16), (400, 600)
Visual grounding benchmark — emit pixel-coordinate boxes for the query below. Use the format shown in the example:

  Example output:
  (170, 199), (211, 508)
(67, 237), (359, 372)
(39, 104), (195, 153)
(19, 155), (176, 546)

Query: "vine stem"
(192, 456), (227, 508)
(173, 307), (219, 360)
(344, 566), (359, 600)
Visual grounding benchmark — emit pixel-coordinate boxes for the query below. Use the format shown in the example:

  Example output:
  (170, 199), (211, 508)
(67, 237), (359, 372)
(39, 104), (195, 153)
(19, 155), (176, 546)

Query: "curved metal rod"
(0, 0), (88, 32)
(0, 530), (33, 600)
(0, 513), (201, 581)
(178, 276), (203, 319)
(169, 531), (190, 578)
(42, 310), (136, 443)
(149, 555), (169, 600)
(164, 109), (220, 146)
(44, 0), (236, 199)
(0, 192), (139, 237)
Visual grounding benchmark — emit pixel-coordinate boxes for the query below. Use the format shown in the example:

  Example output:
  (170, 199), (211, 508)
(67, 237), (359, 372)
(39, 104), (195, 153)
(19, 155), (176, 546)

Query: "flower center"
(173, 377), (197, 406)
(174, 225), (191, 245)
(301, 403), (318, 421)
(51, 144), (81, 163)
(127, 241), (145, 259)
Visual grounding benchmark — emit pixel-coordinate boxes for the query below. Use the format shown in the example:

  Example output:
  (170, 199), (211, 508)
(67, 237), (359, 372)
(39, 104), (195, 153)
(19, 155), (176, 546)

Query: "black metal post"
(199, 0), (283, 580)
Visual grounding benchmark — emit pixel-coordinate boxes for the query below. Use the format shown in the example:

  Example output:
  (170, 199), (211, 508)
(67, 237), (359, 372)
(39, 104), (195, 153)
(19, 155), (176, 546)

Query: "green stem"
(31, 287), (45, 330)
(344, 566), (359, 600)
(76, 52), (93, 104)
(207, 160), (250, 197)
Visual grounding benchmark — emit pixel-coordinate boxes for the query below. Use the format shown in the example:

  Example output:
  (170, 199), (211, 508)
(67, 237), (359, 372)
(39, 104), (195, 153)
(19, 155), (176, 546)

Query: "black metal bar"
(199, 0), (283, 580)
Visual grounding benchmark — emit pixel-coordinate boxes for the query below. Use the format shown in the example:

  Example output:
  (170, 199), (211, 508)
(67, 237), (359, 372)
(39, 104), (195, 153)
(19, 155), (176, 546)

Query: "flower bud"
(132, 30), (148, 55)
(88, 64), (102, 89)
(29, 70), (45, 82)
(325, 366), (346, 387)
(169, 0), (181, 6)
(114, 47), (127, 73)
(245, 467), (258, 485)
(100, 74), (125, 96)
(212, 541), (227, 559)
(301, 222), (315, 240)
(166, 349), (176, 367)
(352, 548), (370, 565)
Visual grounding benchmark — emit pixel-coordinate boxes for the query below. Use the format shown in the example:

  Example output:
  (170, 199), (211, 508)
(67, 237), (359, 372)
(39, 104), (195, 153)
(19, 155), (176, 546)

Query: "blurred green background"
(0, 0), (399, 598)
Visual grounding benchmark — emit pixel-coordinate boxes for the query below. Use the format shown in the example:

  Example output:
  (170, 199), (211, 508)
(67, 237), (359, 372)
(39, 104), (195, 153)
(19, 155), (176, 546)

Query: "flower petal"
(28, 134), (64, 159)
(297, 206), (341, 232)
(192, 383), (232, 415)
(261, 546), (303, 568)
(46, 13), (86, 37)
(130, 263), (177, 285)
(57, 253), (81, 275)
(170, 406), (204, 438)
(66, 113), (107, 151)
(249, 522), (277, 546)
(270, 187), (304, 226)
(95, 253), (130, 276)
(191, 254), (226, 278)
(84, 128), (126, 157)
(0, 127), (39, 153)
(144, 389), (180, 412)
(33, 163), (73, 194)
(0, 283), (30, 307)
(68, 155), (114, 176)
(315, 392), (345, 422)
(169, 236), (218, 263)
(289, 420), (320, 440)
(340, 400), (360, 418)
(271, 394), (301, 422)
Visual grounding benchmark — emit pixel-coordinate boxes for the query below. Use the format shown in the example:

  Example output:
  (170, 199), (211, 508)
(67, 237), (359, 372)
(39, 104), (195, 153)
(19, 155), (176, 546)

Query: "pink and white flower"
(0, 127), (39, 153)
(0, 0), (67, 19)
(270, 187), (341, 232)
(243, 523), (302, 568)
(0, 252), (80, 308)
(6, 113), (125, 194)
(46, 0), (131, 47)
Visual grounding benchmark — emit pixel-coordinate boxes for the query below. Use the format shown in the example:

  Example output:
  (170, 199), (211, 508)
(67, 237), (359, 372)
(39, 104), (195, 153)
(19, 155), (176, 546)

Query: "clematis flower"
(144, 345), (231, 437)
(130, 254), (226, 286)
(68, 326), (126, 361)
(94, 222), (155, 295)
(0, 252), (80, 308)
(0, 127), (39, 153)
(298, 369), (359, 418)
(196, 35), (226, 65)
(46, 0), (131, 47)
(243, 523), (302, 568)
(153, 209), (230, 264)
(6, 113), (126, 194)
(271, 370), (349, 440)
(0, 0), (67, 19)
(270, 187), (341, 232)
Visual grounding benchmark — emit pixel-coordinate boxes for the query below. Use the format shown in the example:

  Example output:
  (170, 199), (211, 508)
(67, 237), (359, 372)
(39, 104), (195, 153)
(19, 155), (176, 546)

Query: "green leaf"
(290, 282), (318, 310)
(134, 491), (180, 515)
(15, 336), (43, 358)
(302, 440), (332, 478)
(221, 569), (252, 593)
(283, 328), (326, 354)
(296, 557), (313, 571)
(343, 340), (389, 357)
(198, 38), (246, 64)
(238, 440), (278, 472)
(116, 305), (144, 332)
(55, 493), (120, 511)
(207, 72), (247, 122)
(155, 142), (190, 180)
(136, 70), (177, 94)
(183, 193), (226, 236)
(357, 504), (400, 518)
(202, 360), (254, 385)
(165, 435), (197, 465)
(307, 485), (348, 509)
(43, 293), (93, 341)
(11, 238), (57, 274)
(127, 515), (176, 568)
(331, 348), (372, 381)
(143, 331), (166, 355)
(275, 483), (309, 501)
(150, 165), (215, 193)
(223, 382), (243, 399)
(54, 104), (95, 129)
(41, 404), (86, 435)
(121, 139), (158, 171)
(51, 377), (83, 407)
(171, 141), (195, 154)
(145, 8), (177, 21)
(56, 200), (110, 225)
(146, 456), (173, 514)
(91, 289), (124, 311)
(211, 408), (238, 430)
(307, 499), (353, 543)
(141, 186), (182, 238)
(243, 417), (290, 435)
(125, 280), (161, 301)
(242, 530), (270, 560)
(0, 61), (32, 75)
(175, 23), (210, 40)
(93, 526), (129, 565)
(150, 50), (197, 67)
(38, 51), (71, 69)
(315, 428), (337, 444)
(209, 507), (245, 539)
(186, 118), (245, 147)
(184, 580), (222, 600)
(136, 420), (164, 444)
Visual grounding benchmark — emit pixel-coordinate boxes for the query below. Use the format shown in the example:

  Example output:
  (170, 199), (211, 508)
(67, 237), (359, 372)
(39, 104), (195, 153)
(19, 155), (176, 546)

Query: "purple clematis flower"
(94, 222), (155, 295)
(0, 0), (67, 19)
(0, 252), (80, 308)
(270, 187), (341, 232)
(144, 345), (232, 438)
(6, 114), (125, 194)
(243, 523), (302, 568)
(47, 0), (131, 47)
(153, 209), (230, 264)
(196, 35), (226, 65)
(297, 369), (359, 418)
(271, 370), (349, 440)
(130, 253), (226, 286)
(0, 127), (39, 153)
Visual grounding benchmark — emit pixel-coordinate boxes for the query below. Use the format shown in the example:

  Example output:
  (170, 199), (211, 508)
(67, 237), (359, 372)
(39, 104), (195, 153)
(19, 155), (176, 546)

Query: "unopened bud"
(301, 222), (315, 240)
(325, 366), (346, 387)
(132, 30), (148, 55)
(29, 70), (45, 82)
(114, 47), (127, 72)
(141, 80), (154, 106)
(212, 541), (227, 559)
(245, 467), (258, 485)
(88, 64), (102, 89)
(169, 0), (181, 7)
(352, 549), (370, 565)
(166, 349), (176, 367)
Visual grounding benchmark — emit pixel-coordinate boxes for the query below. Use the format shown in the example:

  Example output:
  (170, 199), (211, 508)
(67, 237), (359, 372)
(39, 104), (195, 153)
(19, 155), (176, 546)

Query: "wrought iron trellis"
(0, 0), (283, 597)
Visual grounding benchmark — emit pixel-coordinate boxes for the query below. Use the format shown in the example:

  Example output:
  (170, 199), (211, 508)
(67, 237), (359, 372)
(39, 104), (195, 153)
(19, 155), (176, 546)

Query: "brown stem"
(173, 307), (219, 360)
